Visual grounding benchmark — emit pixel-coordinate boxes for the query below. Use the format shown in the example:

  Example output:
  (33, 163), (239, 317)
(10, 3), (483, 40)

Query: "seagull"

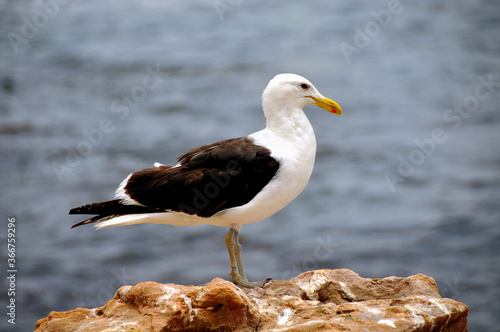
(70, 73), (342, 287)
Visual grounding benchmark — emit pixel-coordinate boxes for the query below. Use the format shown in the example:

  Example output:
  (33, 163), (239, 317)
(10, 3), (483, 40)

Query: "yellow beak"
(310, 95), (342, 116)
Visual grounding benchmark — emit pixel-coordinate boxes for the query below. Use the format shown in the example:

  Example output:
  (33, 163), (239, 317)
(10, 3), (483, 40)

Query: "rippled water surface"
(1, 1), (499, 330)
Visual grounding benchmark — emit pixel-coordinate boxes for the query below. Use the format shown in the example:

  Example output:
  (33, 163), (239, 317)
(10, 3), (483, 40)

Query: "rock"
(35, 269), (468, 332)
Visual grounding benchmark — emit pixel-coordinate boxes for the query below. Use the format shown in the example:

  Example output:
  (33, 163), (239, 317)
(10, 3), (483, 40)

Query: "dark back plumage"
(70, 137), (280, 227)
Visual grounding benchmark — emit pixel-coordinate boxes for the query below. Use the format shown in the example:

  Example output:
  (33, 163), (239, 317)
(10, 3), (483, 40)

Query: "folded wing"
(70, 137), (280, 227)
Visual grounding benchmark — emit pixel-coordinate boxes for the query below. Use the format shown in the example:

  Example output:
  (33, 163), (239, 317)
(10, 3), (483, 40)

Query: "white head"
(262, 73), (342, 116)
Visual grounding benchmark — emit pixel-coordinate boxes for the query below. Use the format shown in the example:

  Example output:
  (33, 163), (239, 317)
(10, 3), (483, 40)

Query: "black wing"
(124, 137), (280, 217)
(70, 137), (279, 227)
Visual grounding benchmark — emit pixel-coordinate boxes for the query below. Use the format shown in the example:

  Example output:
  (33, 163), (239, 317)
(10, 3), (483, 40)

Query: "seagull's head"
(263, 73), (342, 116)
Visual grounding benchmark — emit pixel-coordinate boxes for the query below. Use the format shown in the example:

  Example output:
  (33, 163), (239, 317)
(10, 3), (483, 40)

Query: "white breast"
(218, 110), (317, 226)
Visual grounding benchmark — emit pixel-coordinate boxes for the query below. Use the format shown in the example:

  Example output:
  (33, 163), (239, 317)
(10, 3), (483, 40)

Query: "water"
(1, 0), (499, 330)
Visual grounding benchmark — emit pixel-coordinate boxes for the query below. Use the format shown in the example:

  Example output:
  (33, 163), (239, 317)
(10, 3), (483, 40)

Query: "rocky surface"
(35, 269), (468, 331)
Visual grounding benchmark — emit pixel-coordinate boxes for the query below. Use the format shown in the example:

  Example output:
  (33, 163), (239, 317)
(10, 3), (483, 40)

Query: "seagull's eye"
(300, 83), (309, 90)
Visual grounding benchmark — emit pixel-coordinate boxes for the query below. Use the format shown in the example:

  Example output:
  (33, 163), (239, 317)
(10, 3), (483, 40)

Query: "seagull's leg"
(225, 228), (244, 283)
(225, 227), (270, 288)
(233, 229), (247, 281)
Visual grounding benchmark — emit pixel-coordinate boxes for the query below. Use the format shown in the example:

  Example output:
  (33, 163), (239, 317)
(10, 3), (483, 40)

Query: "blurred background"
(1, 0), (499, 330)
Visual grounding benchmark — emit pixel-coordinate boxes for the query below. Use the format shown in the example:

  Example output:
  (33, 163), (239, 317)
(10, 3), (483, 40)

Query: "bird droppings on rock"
(35, 269), (468, 332)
